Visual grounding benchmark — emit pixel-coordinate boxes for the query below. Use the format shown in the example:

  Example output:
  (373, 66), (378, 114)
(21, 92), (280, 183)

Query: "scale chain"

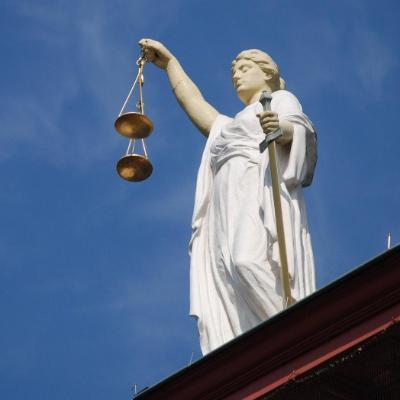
(126, 139), (135, 156)
(118, 55), (147, 117)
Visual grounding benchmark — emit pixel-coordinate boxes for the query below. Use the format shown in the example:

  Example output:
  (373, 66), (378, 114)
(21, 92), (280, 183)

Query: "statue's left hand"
(257, 111), (280, 134)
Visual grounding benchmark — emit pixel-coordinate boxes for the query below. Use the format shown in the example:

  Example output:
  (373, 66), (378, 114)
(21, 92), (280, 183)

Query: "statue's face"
(232, 59), (268, 104)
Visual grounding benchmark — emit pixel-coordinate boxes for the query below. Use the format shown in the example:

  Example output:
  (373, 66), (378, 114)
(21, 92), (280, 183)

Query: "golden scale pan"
(114, 53), (153, 182)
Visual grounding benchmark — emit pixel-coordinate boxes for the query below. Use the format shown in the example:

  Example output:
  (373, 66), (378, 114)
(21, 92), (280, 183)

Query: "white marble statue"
(139, 39), (317, 354)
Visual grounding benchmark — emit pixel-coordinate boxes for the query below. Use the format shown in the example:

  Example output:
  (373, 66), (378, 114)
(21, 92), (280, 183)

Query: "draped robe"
(189, 90), (317, 355)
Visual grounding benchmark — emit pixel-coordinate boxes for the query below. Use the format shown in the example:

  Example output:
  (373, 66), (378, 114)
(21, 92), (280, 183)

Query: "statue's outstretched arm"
(139, 39), (219, 137)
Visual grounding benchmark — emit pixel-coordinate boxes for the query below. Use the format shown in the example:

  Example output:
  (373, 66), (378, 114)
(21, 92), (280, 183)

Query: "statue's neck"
(246, 89), (269, 105)
(245, 84), (278, 105)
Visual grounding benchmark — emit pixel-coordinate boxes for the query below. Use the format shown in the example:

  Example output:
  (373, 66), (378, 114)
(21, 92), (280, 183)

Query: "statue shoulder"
(272, 90), (303, 114)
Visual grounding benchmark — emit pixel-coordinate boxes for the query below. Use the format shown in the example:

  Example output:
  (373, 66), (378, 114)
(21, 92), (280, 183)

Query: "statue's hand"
(257, 111), (280, 134)
(257, 111), (294, 145)
(139, 39), (174, 70)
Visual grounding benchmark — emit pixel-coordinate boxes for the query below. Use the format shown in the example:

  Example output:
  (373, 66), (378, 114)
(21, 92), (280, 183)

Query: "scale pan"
(114, 112), (153, 139)
(116, 154), (153, 182)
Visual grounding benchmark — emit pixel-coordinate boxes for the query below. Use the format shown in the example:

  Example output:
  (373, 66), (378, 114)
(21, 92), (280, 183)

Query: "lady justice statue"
(139, 39), (317, 354)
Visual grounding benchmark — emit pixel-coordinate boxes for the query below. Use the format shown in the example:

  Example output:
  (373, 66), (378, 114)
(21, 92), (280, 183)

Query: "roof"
(135, 245), (400, 400)
(263, 322), (400, 399)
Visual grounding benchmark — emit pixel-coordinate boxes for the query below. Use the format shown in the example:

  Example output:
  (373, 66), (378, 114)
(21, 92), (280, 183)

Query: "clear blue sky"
(1, 0), (399, 398)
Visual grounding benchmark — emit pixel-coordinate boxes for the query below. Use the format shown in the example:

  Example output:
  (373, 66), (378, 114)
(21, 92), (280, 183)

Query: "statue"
(139, 39), (317, 354)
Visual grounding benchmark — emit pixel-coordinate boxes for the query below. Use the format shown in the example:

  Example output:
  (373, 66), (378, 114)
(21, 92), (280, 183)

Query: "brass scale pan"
(115, 113), (153, 182)
(115, 55), (153, 182)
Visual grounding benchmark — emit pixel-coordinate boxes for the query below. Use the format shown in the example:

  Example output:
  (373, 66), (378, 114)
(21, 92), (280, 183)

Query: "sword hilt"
(259, 90), (273, 112)
(259, 91), (282, 153)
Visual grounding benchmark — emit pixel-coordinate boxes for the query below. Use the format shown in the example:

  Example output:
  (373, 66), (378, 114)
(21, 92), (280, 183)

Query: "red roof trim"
(236, 304), (400, 400)
(136, 246), (400, 400)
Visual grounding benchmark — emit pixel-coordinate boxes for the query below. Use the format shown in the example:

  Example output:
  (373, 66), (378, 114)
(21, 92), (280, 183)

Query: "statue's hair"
(232, 49), (286, 91)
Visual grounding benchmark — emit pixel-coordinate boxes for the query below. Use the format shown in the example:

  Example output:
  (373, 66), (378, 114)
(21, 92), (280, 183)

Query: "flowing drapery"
(189, 90), (317, 354)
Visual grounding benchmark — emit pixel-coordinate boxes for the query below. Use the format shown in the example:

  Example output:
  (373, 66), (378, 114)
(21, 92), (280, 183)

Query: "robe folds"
(189, 90), (317, 355)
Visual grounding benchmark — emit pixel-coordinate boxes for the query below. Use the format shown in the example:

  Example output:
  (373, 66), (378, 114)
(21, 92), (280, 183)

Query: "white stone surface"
(189, 91), (316, 354)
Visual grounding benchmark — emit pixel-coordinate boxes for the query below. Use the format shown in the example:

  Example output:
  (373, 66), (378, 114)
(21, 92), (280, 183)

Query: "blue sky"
(1, 0), (399, 398)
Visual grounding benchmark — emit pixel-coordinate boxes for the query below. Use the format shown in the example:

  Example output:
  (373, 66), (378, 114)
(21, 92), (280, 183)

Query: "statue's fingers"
(144, 49), (156, 62)
(139, 38), (159, 51)
(139, 38), (152, 48)
(261, 116), (276, 122)
(259, 110), (273, 117)
(260, 116), (278, 124)
(265, 122), (279, 131)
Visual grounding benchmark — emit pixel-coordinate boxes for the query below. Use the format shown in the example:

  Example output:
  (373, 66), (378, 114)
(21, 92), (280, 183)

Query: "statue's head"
(231, 49), (285, 104)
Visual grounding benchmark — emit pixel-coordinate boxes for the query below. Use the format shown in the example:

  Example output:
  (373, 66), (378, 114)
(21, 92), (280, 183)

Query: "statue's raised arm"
(139, 39), (219, 137)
